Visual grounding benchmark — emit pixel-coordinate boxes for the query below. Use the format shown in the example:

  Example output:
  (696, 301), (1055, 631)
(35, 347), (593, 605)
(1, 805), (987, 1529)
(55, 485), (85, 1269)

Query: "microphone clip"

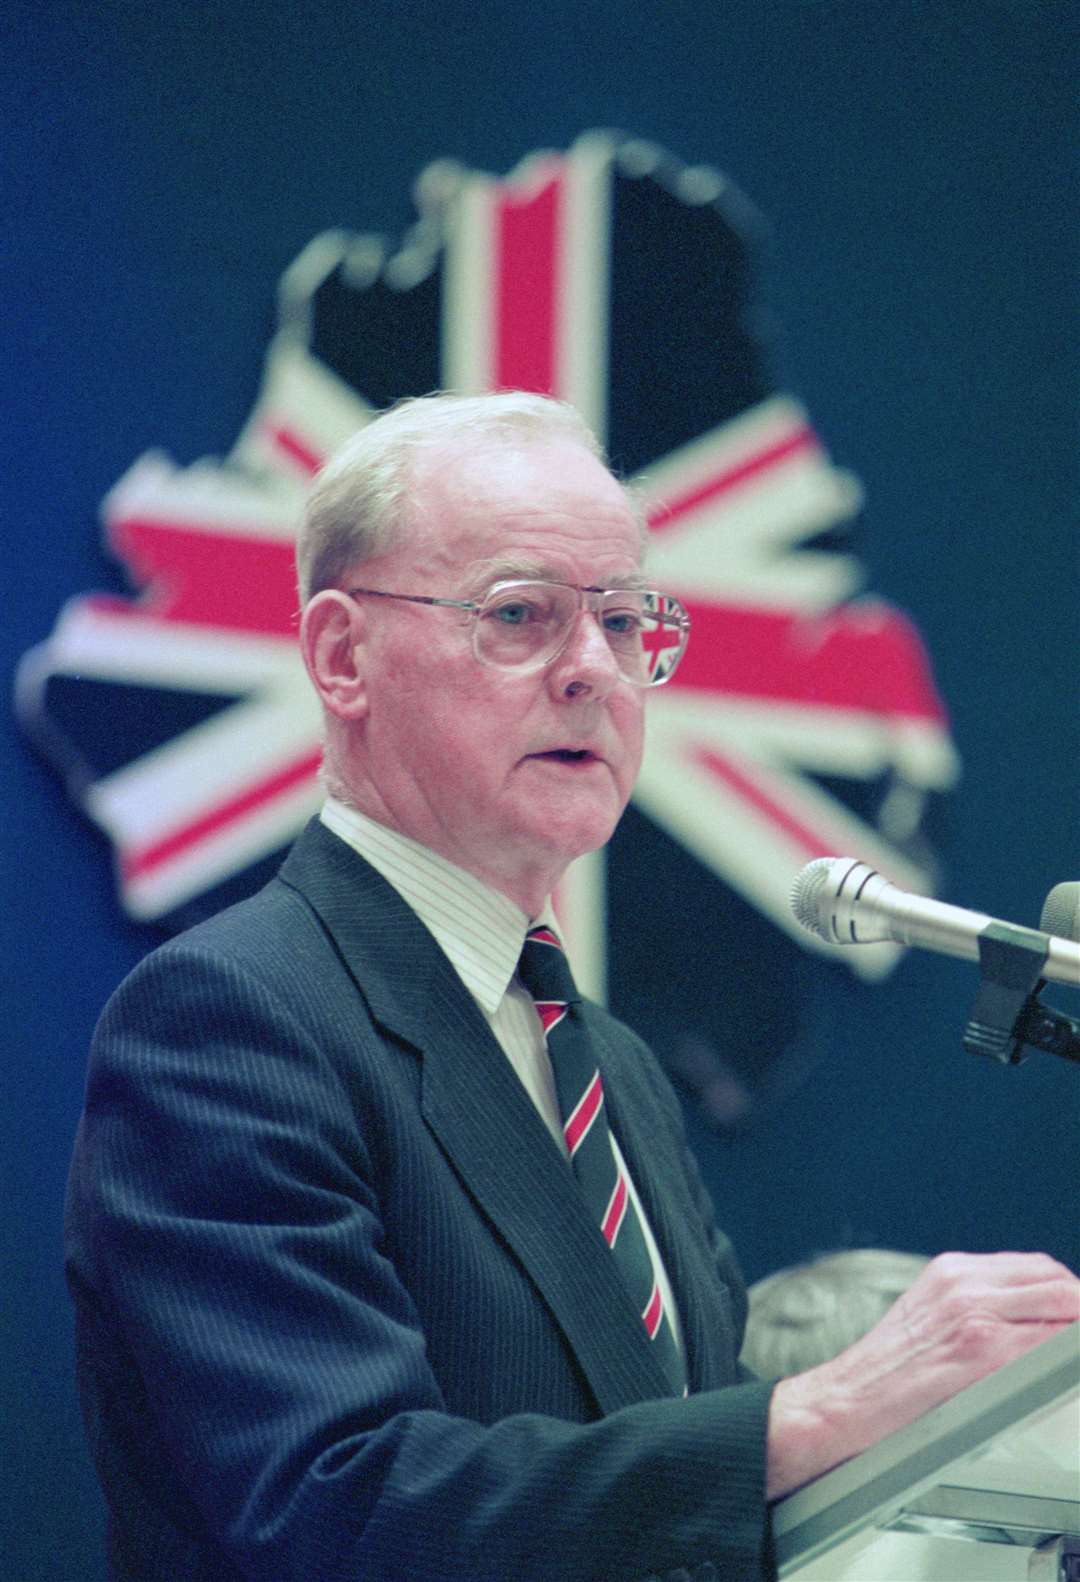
(963, 922), (1080, 1067)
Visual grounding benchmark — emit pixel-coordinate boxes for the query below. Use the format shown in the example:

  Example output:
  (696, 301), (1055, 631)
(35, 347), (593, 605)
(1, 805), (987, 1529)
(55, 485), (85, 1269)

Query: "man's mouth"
(530, 749), (597, 764)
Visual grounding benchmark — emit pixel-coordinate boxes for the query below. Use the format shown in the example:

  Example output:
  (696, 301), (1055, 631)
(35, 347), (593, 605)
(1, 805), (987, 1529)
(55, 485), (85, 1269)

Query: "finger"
(914, 1253), (1080, 1310)
(976, 1318), (1078, 1374)
(924, 1251), (1077, 1287)
(986, 1283), (1080, 1322)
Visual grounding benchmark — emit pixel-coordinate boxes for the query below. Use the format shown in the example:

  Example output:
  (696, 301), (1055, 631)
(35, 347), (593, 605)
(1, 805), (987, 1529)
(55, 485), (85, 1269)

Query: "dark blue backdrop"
(4, 3), (1076, 1577)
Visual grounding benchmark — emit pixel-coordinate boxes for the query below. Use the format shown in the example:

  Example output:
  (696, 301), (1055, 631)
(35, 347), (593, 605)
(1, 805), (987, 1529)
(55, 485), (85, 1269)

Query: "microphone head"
(790, 856), (882, 944)
(790, 857), (840, 939)
(1040, 882), (1080, 943)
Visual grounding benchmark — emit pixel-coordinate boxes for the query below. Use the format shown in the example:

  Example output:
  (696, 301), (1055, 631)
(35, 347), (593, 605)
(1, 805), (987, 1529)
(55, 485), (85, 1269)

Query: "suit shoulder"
(95, 874), (353, 1050)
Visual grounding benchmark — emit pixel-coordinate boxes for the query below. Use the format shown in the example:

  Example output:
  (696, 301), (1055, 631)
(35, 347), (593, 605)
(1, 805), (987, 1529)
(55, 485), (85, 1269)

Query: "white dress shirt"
(320, 796), (684, 1355)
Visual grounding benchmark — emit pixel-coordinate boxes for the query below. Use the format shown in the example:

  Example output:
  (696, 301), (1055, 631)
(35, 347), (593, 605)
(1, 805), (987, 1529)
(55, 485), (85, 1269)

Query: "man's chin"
(519, 803), (626, 872)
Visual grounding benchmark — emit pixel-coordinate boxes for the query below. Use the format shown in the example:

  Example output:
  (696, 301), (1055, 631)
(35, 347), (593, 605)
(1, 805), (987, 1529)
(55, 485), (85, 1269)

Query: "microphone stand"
(962, 922), (1080, 1067)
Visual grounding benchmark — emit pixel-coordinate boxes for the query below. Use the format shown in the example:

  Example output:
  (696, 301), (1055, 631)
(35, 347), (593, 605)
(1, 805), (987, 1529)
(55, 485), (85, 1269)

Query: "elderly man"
(66, 392), (1078, 1582)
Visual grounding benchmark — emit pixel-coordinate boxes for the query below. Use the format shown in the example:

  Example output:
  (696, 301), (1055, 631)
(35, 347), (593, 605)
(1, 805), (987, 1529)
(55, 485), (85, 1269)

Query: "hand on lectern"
(764, 1250), (1080, 1501)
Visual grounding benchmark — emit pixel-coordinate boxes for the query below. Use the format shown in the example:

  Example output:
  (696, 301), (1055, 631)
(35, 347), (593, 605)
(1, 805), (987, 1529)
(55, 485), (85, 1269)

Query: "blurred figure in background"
(741, 1249), (930, 1378)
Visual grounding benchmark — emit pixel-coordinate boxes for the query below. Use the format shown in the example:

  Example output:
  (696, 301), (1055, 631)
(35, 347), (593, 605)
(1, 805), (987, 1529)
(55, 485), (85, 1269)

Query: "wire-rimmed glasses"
(345, 579), (690, 686)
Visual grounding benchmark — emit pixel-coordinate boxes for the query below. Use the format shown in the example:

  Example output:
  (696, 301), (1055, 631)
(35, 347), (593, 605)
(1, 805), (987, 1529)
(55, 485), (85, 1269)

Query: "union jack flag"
(16, 132), (958, 1114)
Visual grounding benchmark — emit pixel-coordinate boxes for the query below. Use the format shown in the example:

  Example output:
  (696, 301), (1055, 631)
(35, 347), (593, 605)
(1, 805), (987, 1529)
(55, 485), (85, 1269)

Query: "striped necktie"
(518, 924), (686, 1395)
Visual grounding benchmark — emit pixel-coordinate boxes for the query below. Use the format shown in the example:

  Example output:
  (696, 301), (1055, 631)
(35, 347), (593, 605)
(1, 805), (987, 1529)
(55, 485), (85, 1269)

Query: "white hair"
(297, 390), (614, 602)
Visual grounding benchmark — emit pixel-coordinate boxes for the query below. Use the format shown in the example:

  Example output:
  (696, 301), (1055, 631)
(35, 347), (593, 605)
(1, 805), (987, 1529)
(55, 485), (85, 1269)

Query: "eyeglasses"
(345, 579), (691, 687)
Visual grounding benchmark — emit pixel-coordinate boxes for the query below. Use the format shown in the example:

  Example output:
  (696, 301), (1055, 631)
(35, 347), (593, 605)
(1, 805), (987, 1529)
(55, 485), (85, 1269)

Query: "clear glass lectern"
(773, 1322), (1079, 1581)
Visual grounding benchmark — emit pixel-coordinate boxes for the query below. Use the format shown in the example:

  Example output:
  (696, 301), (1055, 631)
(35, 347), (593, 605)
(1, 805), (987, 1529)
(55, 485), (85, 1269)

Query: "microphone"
(791, 857), (1080, 989)
(1041, 881), (1080, 943)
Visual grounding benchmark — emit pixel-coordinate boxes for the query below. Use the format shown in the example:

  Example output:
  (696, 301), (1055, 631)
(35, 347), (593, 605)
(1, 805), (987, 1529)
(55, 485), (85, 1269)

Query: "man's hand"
(765, 1251), (1080, 1501)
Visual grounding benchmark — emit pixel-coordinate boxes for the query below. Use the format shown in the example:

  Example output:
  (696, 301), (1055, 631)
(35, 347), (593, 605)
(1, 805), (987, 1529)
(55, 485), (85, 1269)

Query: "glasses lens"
(601, 590), (687, 685)
(474, 582), (577, 670)
(473, 582), (688, 685)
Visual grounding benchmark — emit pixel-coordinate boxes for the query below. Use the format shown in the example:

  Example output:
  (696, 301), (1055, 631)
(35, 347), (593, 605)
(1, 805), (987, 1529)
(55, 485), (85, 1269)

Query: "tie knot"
(518, 925), (580, 1006)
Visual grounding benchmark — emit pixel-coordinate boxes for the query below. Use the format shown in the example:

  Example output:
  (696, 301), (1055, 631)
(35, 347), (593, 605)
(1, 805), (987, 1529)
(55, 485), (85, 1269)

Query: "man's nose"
(547, 608), (621, 700)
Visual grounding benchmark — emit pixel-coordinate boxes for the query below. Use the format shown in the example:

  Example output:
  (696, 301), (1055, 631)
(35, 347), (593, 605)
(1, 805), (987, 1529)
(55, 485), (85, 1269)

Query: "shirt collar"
(320, 797), (544, 1014)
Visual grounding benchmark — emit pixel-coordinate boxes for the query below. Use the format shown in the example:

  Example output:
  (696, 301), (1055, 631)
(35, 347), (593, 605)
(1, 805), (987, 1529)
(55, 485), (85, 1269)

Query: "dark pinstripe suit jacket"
(66, 819), (776, 1582)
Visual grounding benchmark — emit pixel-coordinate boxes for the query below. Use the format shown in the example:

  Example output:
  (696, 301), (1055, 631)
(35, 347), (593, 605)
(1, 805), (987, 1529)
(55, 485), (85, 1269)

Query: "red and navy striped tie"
(518, 925), (686, 1396)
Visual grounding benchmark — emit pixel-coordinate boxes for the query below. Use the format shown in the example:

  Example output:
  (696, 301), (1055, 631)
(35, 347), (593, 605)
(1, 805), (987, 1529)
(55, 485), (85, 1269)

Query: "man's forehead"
(392, 435), (645, 582)
(463, 555), (647, 593)
(415, 433), (631, 517)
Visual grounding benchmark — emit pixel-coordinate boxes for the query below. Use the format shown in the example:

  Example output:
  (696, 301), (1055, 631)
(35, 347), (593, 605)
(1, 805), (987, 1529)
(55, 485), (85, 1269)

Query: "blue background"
(4, 3), (1076, 1576)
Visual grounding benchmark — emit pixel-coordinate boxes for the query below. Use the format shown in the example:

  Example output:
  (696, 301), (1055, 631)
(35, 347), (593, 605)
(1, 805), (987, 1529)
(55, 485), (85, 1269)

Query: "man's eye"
(489, 601), (535, 626)
(603, 610), (642, 635)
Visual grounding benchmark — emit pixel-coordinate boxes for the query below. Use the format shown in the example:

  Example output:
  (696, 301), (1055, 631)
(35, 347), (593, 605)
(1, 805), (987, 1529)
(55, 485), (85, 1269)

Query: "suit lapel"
(278, 820), (674, 1414)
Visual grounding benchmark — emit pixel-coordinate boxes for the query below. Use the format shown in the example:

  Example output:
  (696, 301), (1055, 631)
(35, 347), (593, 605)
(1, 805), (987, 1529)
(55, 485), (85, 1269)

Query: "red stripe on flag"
(647, 426), (819, 534)
(107, 518), (299, 638)
(673, 601), (948, 722)
(601, 1172), (628, 1246)
(564, 1070), (603, 1156)
(642, 1280), (663, 1339)
(691, 747), (838, 860)
(493, 162), (563, 394)
(259, 420), (324, 476)
(121, 749), (323, 883)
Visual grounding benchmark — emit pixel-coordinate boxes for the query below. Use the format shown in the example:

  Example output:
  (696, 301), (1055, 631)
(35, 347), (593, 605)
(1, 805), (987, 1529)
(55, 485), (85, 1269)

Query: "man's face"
(349, 436), (647, 913)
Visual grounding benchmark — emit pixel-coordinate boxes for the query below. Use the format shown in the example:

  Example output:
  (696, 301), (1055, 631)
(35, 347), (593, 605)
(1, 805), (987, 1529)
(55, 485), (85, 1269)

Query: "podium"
(773, 1323), (1079, 1580)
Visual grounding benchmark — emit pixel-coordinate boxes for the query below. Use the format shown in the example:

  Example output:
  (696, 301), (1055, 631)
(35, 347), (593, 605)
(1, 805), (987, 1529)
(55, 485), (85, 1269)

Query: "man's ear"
(299, 591), (369, 719)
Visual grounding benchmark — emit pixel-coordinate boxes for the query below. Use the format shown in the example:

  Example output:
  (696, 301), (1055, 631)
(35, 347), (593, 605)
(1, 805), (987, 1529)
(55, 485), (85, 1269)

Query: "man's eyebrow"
(466, 557), (550, 587)
(465, 558), (648, 593)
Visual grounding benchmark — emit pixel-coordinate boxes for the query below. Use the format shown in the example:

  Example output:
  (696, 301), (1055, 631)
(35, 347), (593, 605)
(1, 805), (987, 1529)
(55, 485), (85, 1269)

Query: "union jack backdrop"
(16, 131), (959, 1121)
